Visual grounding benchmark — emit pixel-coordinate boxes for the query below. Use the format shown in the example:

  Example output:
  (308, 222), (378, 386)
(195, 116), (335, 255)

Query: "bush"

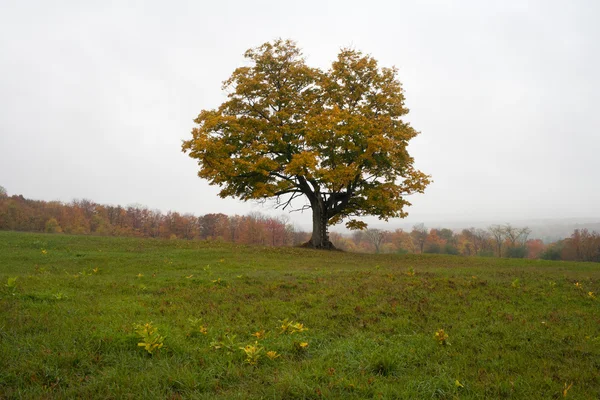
(424, 243), (441, 254)
(541, 244), (563, 260)
(506, 246), (527, 258)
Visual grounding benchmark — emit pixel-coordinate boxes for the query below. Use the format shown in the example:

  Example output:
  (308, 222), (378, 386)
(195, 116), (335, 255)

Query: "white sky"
(1, 0), (599, 230)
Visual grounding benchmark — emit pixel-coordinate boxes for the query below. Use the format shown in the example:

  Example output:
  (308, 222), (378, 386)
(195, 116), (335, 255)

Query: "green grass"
(0, 231), (599, 399)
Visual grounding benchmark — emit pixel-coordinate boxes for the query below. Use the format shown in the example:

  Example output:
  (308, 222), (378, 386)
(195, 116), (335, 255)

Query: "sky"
(1, 0), (599, 231)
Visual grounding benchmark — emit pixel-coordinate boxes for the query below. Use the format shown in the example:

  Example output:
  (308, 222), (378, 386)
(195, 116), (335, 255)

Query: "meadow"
(0, 231), (598, 399)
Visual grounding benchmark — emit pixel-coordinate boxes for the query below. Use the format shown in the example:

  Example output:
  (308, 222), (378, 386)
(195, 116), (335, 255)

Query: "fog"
(1, 0), (599, 231)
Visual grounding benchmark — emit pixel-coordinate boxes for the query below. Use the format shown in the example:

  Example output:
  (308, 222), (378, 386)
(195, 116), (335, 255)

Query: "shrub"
(541, 243), (563, 260)
(506, 246), (527, 258)
(424, 243), (441, 254)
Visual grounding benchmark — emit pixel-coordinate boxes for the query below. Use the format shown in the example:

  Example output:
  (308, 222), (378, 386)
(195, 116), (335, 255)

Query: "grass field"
(0, 231), (599, 399)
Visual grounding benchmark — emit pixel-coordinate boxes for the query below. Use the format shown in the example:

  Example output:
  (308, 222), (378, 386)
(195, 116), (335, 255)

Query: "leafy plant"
(133, 322), (165, 355)
(52, 292), (67, 300)
(251, 330), (266, 339)
(434, 329), (449, 345)
(187, 317), (208, 336)
(292, 341), (309, 353)
(5, 276), (17, 295)
(6, 276), (17, 289)
(280, 319), (308, 334)
(210, 333), (238, 353)
(211, 277), (227, 287)
(239, 342), (263, 365)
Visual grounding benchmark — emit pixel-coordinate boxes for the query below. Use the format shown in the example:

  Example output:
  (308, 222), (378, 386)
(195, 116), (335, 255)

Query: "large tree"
(182, 40), (430, 249)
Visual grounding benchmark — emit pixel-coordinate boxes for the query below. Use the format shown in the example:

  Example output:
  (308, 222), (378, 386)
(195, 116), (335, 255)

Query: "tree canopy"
(182, 39), (430, 248)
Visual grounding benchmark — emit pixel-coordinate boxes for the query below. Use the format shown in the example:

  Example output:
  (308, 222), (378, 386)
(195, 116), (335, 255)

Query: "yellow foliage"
(182, 40), (431, 240)
(280, 319), (308, 334)
(134, 322), (165, 355)
(434, 329), (449, 345)
(239, 342), (263, 365)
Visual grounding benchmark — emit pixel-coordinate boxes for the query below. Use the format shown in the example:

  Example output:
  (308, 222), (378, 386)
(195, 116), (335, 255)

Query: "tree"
(389, 228), (414, 253)
(488, 225), (507, 257)
(564, 229), (600, 262)
(526, 239), (545, 259)
(411, 223), (428, 254)
(182, 40), (430, 249)
(499, 224), (531, 258)
(464, 227), (490, 256)
(365, 228), (387, 253)
(424, 230), (443, 254)
(198, 213), (228, 240)
(0, 186), (7, 198)
(504, 224), (531, 248)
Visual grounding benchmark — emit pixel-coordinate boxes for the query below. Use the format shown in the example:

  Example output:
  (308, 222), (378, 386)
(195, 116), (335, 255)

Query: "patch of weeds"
(210, 333), (238, 353)
(292, 341), (309, 354)
(187, 317), (208, 337)
(5, 276), (18, 295)
(52, 292), (67, 300)
(370, 355), (397, 377)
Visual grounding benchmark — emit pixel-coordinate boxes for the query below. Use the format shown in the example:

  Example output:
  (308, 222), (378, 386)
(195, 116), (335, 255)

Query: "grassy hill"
(0, 231), (598, 399)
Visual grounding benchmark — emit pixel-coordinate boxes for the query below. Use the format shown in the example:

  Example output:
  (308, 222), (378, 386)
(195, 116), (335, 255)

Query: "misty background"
(1, 0), (598, 235)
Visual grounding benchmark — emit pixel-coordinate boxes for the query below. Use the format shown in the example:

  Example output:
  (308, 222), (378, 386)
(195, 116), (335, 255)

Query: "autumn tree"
(198, 213), (229, 240)
(424, 229), (444, 254)
(182, 40), (430, 249)
(526, 239), (545, 259)
(44, 217), (62, 233)
(564, 229), (600, 262)
(462, 227), (490, 256)
(390, 228), (414, 253)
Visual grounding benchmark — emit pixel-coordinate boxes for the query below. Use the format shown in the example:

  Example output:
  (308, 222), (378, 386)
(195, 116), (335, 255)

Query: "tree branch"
(275, 191), (305, 211)
(269, 171), (296, 183)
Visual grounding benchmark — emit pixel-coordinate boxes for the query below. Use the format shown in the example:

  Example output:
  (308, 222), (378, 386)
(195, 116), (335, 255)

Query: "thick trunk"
(304, 198), (335, 250)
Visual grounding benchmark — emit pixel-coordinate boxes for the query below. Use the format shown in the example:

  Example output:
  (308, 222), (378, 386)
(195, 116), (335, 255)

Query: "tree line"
(334, 223), (600, 262)
(0, 188), (598, 262)
(0, 191), (308, 246)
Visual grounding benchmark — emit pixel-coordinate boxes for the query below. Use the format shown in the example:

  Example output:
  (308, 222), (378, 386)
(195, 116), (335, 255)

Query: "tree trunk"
(304, 197), (335, 249)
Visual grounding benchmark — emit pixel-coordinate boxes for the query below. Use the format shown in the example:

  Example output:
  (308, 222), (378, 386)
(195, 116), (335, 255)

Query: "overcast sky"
(1, 0), (598, 230)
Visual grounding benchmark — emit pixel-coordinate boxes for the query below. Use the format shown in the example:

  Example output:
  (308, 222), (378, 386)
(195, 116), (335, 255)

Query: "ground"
(0, 231), (598, 399)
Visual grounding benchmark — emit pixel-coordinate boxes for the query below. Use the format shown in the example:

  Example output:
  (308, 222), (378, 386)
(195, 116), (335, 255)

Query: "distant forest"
(0, 189), (598, 262)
